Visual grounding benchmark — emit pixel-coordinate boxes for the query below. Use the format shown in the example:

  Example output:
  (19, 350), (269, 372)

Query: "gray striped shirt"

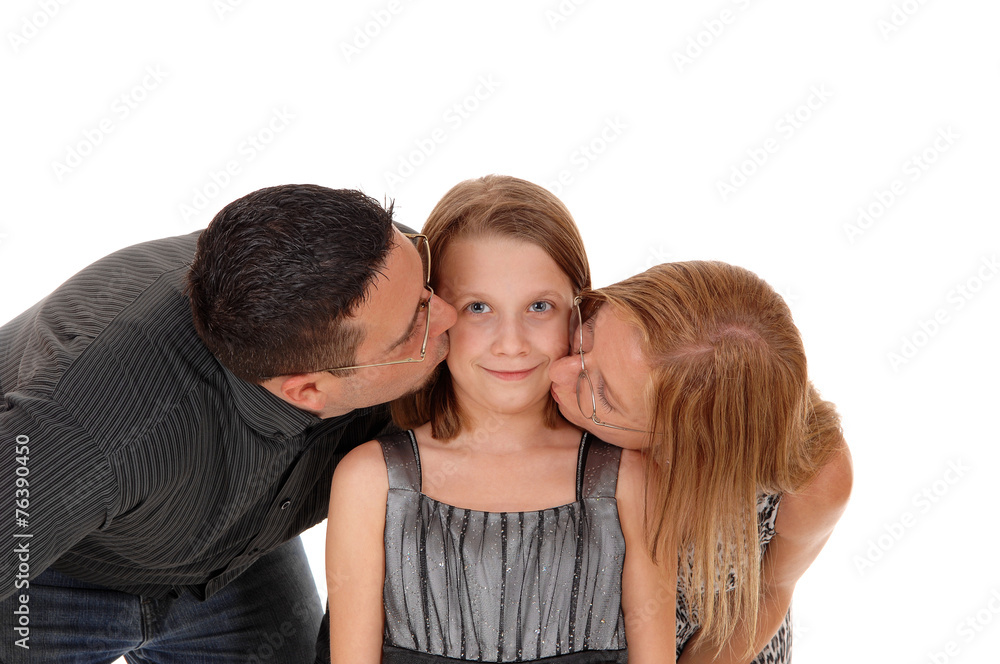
(1, 231), (390, 601)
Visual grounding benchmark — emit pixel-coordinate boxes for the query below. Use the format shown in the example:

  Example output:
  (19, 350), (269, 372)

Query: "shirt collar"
(221, 364), (323, 438)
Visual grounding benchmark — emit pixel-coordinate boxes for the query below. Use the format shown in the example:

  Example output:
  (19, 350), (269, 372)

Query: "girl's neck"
(450, 399), (568, 453)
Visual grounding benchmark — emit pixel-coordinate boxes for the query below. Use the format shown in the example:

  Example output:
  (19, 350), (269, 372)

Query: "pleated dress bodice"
(379, 430), (628, 664)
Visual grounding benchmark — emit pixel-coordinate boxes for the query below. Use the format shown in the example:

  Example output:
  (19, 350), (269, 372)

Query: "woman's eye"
(529, 301), (552, 313)
(597, 381), (614, 412)
(466, 302), (491, 314)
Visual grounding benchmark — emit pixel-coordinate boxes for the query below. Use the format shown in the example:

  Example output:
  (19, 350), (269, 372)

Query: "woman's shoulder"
(778, 437), (853, 538)
(805, 436), (853, 510)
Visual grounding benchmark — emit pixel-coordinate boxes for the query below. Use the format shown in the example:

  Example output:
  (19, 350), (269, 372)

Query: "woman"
(549, 261), (853, 663)
(325, 175), (675, 663)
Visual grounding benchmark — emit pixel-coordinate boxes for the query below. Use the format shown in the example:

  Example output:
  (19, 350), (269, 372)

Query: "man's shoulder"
(3, 230), (202, 332)
(2, 231), (210, 406)
(79, 230), (203, 290)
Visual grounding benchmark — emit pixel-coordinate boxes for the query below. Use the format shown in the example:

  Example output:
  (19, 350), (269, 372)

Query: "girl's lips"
(482, 366), (538, 381)
(550, 386), (562, 405)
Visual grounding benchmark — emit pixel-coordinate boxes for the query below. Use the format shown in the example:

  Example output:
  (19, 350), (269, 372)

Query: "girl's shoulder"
(615, 448), (644, 492)
(613, 448), (646, 518)
(332, 438), (390, 495)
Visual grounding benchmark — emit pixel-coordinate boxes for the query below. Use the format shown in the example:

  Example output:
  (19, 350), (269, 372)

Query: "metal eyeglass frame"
(573, 295), (657, 435)
(319, 233), (433, 374)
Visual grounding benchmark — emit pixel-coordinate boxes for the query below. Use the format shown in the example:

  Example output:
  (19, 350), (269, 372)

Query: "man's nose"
(429, 293), (457, 337)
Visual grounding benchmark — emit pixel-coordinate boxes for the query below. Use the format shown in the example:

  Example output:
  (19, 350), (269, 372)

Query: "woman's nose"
(549, 352), (579, 387)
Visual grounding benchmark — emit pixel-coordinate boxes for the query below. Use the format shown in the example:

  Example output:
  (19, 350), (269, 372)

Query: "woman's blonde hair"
(588, 261), (842, 659)
(392, 175), (591, 439)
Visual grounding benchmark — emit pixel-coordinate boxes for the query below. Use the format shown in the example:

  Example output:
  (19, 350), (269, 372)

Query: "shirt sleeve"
(1, 395), (117, 601)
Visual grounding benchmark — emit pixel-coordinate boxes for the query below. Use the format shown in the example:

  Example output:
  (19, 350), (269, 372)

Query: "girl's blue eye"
(467, 302), (491, 314)
(530, 301), (552, 313)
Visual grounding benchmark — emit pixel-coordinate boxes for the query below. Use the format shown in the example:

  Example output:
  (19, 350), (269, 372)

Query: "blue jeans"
(0, 537), (323, 663)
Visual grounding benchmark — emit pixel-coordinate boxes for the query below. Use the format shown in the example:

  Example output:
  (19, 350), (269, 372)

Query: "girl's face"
(548, 304), (653, 450)
(436, 236), (575, 420)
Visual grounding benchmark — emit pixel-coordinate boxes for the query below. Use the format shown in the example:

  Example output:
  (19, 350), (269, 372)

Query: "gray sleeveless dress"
(378, 430), (628, 663)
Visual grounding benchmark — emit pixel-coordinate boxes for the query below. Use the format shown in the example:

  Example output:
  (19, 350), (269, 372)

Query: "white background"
(3, 1), (999, 662)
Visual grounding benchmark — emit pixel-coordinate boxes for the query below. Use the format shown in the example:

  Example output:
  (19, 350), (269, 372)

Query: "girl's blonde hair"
(588, 261), (842, 659)
(392, 175), (591, 439)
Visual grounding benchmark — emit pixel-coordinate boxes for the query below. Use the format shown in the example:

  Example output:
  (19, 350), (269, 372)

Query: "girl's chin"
(465, 392), (553, 416)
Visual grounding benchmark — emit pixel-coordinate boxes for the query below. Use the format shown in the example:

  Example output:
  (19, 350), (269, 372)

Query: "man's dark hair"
(187, 184), (395, 382)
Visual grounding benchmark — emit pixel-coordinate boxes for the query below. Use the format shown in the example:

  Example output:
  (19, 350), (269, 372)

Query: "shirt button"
(280, 499), (292, 510)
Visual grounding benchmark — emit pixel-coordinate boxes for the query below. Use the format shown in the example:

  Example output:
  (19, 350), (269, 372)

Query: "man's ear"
(270, 373), (337, 415)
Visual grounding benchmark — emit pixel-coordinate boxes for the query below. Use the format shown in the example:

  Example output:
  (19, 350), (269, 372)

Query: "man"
(0, 184), (456, 662)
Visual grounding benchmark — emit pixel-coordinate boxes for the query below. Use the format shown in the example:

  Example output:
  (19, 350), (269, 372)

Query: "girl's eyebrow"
(531, 290), (568, 301)
(450, 289), (567, 301)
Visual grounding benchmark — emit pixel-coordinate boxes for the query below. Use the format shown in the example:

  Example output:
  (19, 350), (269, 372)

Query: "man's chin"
(411, 360), (444, 395)
(414, 337), (448, 390)
(380, 338), (447, 403)
(432, 335), (449, 364)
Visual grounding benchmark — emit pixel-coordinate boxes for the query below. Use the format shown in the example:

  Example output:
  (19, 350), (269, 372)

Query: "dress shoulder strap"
(378, 430), (421, 492)
(576, 433), (622, 500)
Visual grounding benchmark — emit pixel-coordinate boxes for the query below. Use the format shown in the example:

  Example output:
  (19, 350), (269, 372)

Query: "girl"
(326, 175), (675, 663)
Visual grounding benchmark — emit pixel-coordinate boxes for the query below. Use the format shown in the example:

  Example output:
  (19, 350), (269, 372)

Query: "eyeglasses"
(320, 233), (434, 374)
(571, 296), (656, 434)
